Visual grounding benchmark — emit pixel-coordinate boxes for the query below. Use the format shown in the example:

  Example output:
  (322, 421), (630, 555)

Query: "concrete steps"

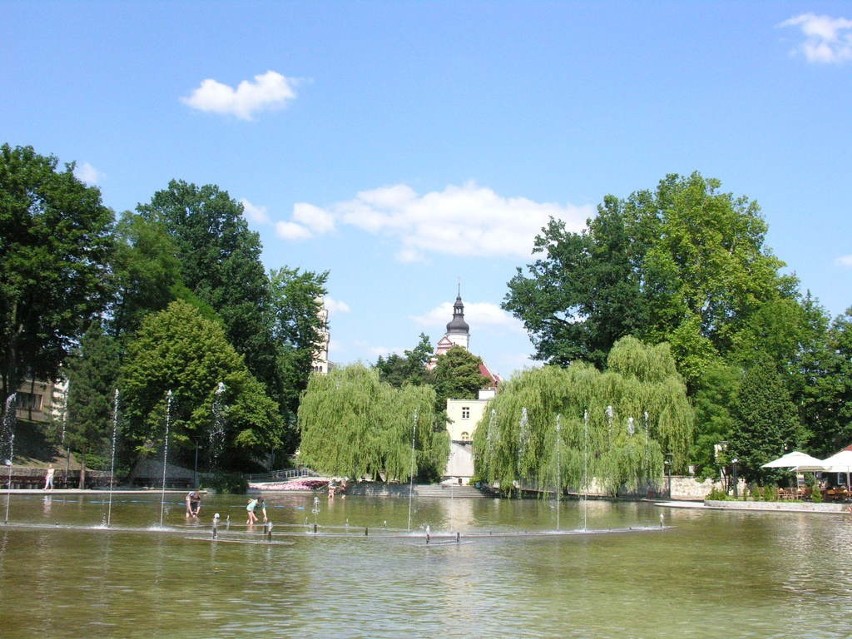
(347, 483), (488, 499)
(415, 484), (486, 499)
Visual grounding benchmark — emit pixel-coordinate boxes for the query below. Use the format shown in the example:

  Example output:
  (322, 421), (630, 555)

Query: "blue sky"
(2, 2), (850, 380)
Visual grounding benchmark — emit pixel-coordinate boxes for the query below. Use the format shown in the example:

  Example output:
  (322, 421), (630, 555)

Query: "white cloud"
(293, 203), (336, 234)
(275, 221), (313, 240)
(835, 255), (852, 267)
(324, 296), (351, 315)
(273, 203), (336, 240)
(284, 182), (592, 260)
(412, 301), (525, 333)
(240, 198), (270, 224)
(181, 70), (298, 120)
(779, 13), (852, 64)
(367, 345), (396, 359)
(74, 162), (103, 185)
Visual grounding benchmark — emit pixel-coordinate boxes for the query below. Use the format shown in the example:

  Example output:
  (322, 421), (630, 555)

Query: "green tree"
(120, 300), (281, 470)
(503, 172), (798, 390)
(803, 308), (852, 455)
(690, 362), (741, 479)
(268, 266), (329, 451)
(474, 337), (691, 496)
(503, 197), (647, 368)
(728, 294), (842, 456)
(728, 358), (801, 482)
(136, 180), (279, 400)
(375, 333), (435, 387)
(64, 322), (121, 487)
(297, 364), (447, 481)
(374, 352), (410, 388)
(109, 211), (184, 341)
(0, 144), (114, 407)
(432, 345), (491, 412)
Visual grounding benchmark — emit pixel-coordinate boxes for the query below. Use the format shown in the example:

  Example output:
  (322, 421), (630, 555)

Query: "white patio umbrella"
(821, 449), (852, 488)
(761, 451), (827, 472)
(761, 451), (827, 496)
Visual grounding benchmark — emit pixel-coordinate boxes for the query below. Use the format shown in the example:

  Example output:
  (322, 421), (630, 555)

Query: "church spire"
(445, 284), (470, 348)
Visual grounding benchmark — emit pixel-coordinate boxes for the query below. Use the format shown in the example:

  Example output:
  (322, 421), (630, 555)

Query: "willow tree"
(297, 364), (447, 481)
(473, 336), (692, 496)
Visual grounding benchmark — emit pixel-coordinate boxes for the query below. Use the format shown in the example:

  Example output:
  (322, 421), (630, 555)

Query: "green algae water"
(1, 492), (851, 638)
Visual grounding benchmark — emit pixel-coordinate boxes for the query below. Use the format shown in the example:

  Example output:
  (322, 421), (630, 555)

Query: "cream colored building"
(433, 288), (500, 484)
(14, 377), (67, 424)
(445, 389), (495, 442)
(311, 299), (330, 374)
(445, 389), (495, 484)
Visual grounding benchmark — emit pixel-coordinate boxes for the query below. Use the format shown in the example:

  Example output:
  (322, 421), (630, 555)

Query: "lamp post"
(732, 458), (739, 498)
(664, 453), (672, 499)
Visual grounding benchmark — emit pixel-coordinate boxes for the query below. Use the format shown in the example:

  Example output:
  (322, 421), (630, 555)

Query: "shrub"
(204, 472), (248, 494)
(706, 487), (728, 501)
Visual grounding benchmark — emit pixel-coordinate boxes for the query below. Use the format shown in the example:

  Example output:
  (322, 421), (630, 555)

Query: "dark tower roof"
(446, 293), (470, 335)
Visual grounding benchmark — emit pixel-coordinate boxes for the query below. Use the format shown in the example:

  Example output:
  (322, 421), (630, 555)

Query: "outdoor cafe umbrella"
(821, 449), (852, 488)
(761, 451), (827, 472)
(761, 451), (827, 496)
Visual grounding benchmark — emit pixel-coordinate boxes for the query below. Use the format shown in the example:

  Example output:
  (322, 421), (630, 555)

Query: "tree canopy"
(500, 172), (852, 486)
(108, 211), (185, 341)
(5, 145), (848, 485)
(65, 322), (121, 486)
(136, 180), (279, 399)
(119, 300), (281, 470)
(503, 172), (797, 388)
(375, 333), (435, 388)
(0, 144), (114, 407)
(728, 357), (801, 482)
(432, 345), (491, 412)
(268, 267), (329, 437)
(298, 364), (448, 481)
(473, 337), (692, 496)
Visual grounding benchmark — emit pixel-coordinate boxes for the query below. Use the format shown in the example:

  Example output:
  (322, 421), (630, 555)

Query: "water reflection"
(1, 493), (851, 638)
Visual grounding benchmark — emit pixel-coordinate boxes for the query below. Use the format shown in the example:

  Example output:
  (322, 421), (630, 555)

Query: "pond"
(1, 491), (851, 638)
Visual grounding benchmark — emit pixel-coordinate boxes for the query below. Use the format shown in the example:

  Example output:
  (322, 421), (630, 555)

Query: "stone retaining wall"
(705, 499), (850, 514)
(670, 475), (716, 500)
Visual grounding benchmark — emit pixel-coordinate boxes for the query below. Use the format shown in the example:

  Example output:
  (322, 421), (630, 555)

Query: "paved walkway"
(654, 500), (706, 509)
(0, 488), (198, 495)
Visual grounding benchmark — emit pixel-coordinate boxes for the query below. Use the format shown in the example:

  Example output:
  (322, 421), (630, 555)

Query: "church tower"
(434, 284), (470, 359)
(445, 286), (470, 349)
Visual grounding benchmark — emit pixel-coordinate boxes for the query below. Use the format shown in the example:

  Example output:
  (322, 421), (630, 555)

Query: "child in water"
(246, 497), (259, 525)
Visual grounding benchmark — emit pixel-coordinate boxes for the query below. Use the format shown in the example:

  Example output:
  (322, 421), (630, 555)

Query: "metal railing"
(246, 467), (320, 482)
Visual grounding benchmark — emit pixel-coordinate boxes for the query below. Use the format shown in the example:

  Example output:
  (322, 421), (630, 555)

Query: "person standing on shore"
(44, 464), (55, 490)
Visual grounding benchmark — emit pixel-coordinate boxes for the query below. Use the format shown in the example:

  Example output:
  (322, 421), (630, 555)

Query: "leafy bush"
(706, 487), (728, 501)
(204, 472), (248, 494)
(83, 453), (111, 471)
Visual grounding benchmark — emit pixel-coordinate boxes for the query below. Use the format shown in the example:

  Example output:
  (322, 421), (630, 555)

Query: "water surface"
(1, 492), (850, 638)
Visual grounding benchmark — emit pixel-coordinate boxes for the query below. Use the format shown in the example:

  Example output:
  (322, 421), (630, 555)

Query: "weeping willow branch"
(297, 365), (446, 481)
(472, 337), (692, 495)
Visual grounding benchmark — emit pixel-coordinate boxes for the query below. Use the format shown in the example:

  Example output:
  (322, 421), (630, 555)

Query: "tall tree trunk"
(79, 451), (87, 489)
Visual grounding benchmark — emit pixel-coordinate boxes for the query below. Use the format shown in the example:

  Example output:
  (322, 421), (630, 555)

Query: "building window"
(461, 406), (470, 419)
(461, 431), (470, 441)
(17, 392), (43, 411)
